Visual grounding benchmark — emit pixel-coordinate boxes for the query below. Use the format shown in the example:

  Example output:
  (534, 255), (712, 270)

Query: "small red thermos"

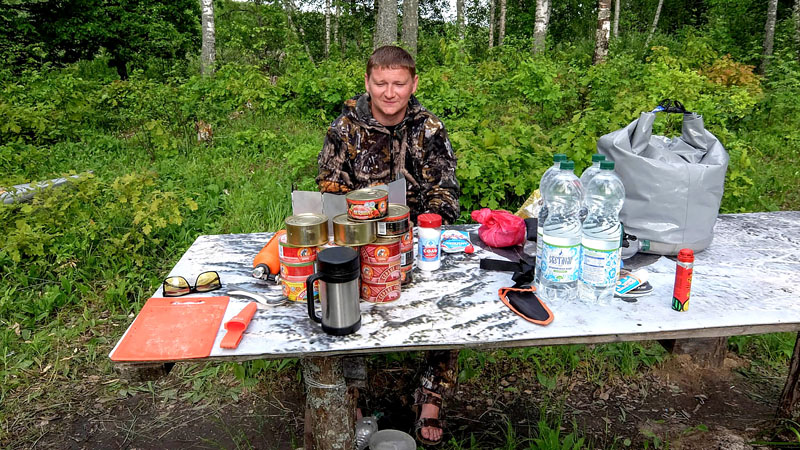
(672, 248), (694, 312)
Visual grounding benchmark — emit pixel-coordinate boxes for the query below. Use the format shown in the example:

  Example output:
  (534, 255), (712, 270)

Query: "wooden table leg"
(779, 333), (800, 418)
(302, 356), (355, 450)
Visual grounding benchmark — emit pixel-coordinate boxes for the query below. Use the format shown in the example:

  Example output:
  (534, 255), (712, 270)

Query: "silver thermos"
(306, 247), (361, 335)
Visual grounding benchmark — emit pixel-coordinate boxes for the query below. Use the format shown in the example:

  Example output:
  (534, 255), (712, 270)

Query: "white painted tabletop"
(111, 212), (800, 363)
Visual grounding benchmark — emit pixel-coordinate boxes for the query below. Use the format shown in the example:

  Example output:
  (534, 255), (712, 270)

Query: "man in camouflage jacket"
(316, 70), (460, 224)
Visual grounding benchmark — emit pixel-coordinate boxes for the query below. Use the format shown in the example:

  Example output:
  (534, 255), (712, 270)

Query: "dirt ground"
(15, 351), (797, 450)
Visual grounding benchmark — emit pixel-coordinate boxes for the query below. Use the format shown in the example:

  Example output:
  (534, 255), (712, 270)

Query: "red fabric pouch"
(471, 208), (526, 247)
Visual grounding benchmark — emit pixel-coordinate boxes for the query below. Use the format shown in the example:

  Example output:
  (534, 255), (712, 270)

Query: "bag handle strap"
(652, 99), (692, 114)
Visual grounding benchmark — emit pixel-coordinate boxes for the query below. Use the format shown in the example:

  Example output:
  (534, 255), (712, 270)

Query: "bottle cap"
(559, 161), (575, 170)
(600, 160), (615, 170)
(592, 154), (606, 162)
(553, 154), (567, 162)
(418, 213), (442, 228)
(678, 248), (694, 262)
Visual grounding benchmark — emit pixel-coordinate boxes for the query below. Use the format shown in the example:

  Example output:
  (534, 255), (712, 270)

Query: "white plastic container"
(417, 213), (442, 271)
(579, 160), (625, 304)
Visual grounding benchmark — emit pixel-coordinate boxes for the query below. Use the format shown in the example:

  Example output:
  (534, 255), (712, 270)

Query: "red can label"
(280, 261), (315, 278)
(282, 278), (317, 302)
(346, 196), (388, 220)
(360, 280), (401, 304)
(400, 226), (414, 252)
(672, 265), (693, 312)
(360, 239), (401, 264)
(278, 234), (318, 263)
(361, 261), (401, 283)
(400, 265), (413, 285)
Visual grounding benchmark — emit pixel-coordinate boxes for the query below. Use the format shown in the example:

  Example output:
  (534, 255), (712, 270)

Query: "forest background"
(2, 0), (800, 447)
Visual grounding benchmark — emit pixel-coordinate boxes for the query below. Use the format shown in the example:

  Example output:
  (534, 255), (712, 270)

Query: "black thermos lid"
(316, 247), (360, 281)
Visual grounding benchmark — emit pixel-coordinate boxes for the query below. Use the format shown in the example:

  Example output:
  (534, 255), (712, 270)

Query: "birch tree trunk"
(613, 0), (620, 38)
(644, 0), (664, 47)
(498, 0), (507, 45)
(200, 0), (216, 76)
(284, 0), (315, 63)
(593, 0), (611, 64)
(457, 0), (465, 39)
(794, 0), (800, 63)
(374, 0), (397, 48)
(533, 0), (551, 54)
(401, 0), (419, 56)
(489, 0), (495, 48)
(761, 0), (779, 74)
(325, 0), (331, 57)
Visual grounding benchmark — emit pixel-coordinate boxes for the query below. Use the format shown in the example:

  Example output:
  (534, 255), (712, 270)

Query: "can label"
(580, 238), (620, 287)
(400, 227), (414, 252)
(281, 278), (318, 302)
(672, 265), (693, 312)
(280, 261), (315, 278)
(361, 261), (401, 283)
(401, 250), (414, 267)
(360, 240), (401, 264)
(278, 234), (318, 263)
(360, 280), (401, 303)
(400, 265), (413, 285)
(347, 197), (387, 220)
(541, 239), (580, 283)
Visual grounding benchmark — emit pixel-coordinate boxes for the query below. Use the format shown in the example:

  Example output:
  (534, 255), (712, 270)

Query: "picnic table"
(111, 211), (800, 450)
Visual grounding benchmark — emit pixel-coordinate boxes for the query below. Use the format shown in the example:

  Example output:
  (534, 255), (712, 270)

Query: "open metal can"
(333, 214), (376, 246)
(285, 213), (328, 247)
(346, 188), (388, 221)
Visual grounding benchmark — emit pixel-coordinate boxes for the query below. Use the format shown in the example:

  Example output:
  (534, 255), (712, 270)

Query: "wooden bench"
(111, 211), (800, 450)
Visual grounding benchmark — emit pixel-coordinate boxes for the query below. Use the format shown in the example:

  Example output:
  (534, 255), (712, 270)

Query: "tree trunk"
(488, 0), (495, 48)
(374, 0), (397, 48)
(498, 0), (506, 45)
(333, 1), (340, 54)
(761, 0), (779, 74)
(644, 0), (664, 48)
(532, 0), (551, 54)
(302, 357), (356, 450)
(324, 0), (331, 57)
(401, 0), (419, 56)
(795, 0), (800, 63)
(613, 0), (620, 38)
(200, 0), (216, 76)
(593, 0), (611, 64)
(284, 0), (315, 64)
(457, 0), (465, 39)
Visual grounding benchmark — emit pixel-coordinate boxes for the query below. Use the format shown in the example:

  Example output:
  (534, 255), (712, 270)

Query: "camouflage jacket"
(317, 94), (460, 224)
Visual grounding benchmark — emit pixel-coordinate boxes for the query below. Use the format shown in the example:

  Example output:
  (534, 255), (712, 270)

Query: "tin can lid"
(386, 204), (410, 219)
(346, 188), (388, 201)
(286, 213), (328, 227)
(418, 213), (442, 228)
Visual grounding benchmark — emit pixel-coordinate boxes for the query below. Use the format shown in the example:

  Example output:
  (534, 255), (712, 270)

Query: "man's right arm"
(316, 125), (353, 193)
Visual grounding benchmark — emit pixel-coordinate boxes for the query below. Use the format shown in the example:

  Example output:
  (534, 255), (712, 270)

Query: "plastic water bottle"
(578, 154), (605, 221)
(579, 160), (625, 304)
(534, 153), (567, 290)
(540, 160), (583, 302)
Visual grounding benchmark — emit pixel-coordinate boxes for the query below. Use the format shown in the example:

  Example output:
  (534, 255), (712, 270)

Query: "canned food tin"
(281, 277), (318, 302)
(285, 213), (328, 247)
(278, 234), (318, 263)
(400, 250), (414, 267)
(376, 204), (410, 237)
(346, 188), (388, 221)
(360, 237), (401, 264)
(360, 280), (402, 304)
(400, 265), (413, 285)
(280, 260), (315, 279)
(361, 260), (401, 283)
(333, 214), (376, 246)
(400, 223), (414, 253)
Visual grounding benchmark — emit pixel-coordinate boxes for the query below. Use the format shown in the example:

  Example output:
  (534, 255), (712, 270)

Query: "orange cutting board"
(111, 296), (230, 362)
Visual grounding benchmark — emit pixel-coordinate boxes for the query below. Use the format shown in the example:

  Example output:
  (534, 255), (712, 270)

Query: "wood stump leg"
(115, 362), (174, 381)
(778, 333), (800, 418)
(659, 337), (727, 368)
(302, 356), (355, 450)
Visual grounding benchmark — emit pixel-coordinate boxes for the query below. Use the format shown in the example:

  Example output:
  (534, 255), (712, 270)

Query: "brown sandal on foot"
(413, 387), (446, 446)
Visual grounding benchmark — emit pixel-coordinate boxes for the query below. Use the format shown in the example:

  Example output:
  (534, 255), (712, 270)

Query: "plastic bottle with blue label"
(579, 160), (625, 304)
(417, 213), (442, 271)
(540, 160), (583, 302)
(534, 153), (568, 291)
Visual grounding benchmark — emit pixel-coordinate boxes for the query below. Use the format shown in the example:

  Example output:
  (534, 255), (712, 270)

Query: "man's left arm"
(421, 118), (461, 225)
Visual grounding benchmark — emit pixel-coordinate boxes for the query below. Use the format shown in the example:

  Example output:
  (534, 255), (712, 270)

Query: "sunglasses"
(162, 271), (222, 297)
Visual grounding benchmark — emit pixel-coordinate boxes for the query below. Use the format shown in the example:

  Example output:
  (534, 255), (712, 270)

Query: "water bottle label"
(418, 237), (440, 262)
(542, 242), (580, 283)
(580, 243), (620, 287)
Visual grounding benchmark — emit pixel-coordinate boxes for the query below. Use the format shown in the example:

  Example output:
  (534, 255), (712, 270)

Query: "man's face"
(365, 66), (419, 126)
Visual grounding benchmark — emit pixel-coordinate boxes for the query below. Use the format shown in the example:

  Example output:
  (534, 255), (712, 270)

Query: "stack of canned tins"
(340, 188), (414, 304)
(281, 213), (328, 302)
